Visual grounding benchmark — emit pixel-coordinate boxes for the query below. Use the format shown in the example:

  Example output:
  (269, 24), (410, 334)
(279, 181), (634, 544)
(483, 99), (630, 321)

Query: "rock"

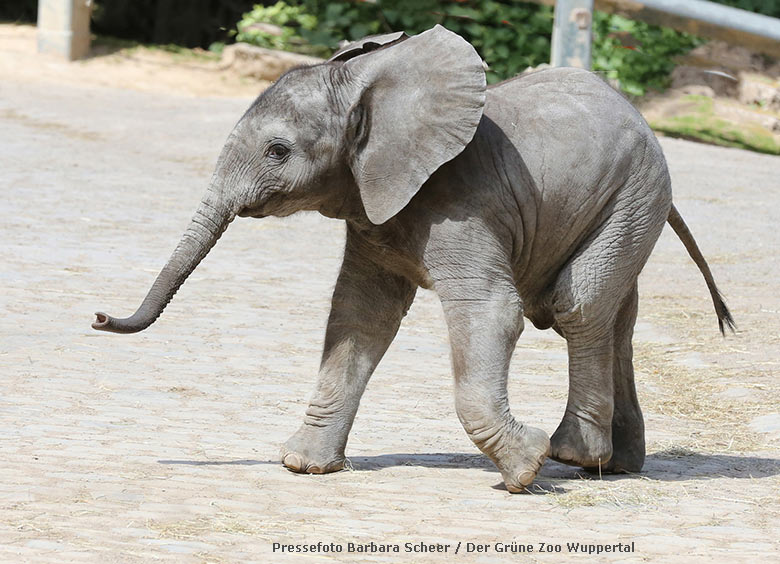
(681, 40), (766, 73)
(220, 43), (323, 82)
(678, 84), (716, 98)
(670, 65), (738, 98)
(670, 40), (780, 102)
(766, 60), (780, 79)
(738, 73), (780, 111)
(241, 23), (284, 37)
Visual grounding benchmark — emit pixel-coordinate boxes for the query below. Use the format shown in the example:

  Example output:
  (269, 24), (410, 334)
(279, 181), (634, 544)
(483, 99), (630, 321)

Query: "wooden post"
(37, 0), (92, 60)
(551, 0), (595, 69)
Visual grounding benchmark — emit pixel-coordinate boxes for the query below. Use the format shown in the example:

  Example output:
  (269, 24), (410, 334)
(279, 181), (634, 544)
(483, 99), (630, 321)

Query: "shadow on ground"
(159, 451), (780, 482)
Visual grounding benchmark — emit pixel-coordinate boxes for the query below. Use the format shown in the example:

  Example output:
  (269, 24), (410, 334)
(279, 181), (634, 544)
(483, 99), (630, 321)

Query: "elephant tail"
(667, 204), (736, 335)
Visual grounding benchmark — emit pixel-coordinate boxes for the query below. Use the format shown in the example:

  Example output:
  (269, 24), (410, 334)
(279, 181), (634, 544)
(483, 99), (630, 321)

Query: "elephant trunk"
(92, 186), (236, 334)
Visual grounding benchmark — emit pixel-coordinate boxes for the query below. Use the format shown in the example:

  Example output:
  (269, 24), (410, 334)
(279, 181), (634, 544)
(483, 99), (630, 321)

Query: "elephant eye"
(266, 143), (290, 160)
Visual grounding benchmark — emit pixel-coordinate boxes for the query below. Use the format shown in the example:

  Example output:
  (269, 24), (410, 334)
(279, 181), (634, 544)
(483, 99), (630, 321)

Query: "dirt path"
(1, 24), (778, 563)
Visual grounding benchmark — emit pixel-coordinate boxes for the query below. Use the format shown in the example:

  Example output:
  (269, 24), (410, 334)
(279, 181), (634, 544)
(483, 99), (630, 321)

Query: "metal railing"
(546, 0), (780, 69)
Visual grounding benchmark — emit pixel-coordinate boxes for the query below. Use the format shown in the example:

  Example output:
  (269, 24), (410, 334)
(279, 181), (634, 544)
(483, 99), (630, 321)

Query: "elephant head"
(92, 25), (486, 334)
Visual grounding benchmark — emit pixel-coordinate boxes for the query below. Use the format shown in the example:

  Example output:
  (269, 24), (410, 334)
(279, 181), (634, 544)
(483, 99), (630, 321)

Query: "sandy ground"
(1, 23), (779, 563)
(0, 24), (269, 98)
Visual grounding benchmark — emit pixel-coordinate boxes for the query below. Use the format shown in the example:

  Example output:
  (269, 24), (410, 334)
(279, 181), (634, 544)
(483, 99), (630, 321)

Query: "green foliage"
(369, 0), (555, 84)
(592, 13), (701, 96)
(235, 1), (554, 84)
(296, 1), (383, 52)
(236, 1), (325, 56)
(232, 1), (705, 94)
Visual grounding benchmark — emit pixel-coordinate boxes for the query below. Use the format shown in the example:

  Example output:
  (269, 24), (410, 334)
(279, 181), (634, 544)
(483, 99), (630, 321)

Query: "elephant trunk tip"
(91, 311), (148, 334)
(92, 311), (118, 332)
(92, 312), (109, 329)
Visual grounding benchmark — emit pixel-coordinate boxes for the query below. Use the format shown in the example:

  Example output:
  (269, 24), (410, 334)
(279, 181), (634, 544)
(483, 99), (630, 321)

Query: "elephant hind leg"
(549, 315), (615, 468)
(585, 283), (645, 474)
(549, 200), (665, 469)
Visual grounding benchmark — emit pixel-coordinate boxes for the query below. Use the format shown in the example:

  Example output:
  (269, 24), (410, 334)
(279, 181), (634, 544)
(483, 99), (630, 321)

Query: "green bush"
(234, 1), (555, 84)
(232, 1), (707, 94)
(373, 0), (555, 84)
(236, 2), (325, 56)
(592, 13), (701, 96)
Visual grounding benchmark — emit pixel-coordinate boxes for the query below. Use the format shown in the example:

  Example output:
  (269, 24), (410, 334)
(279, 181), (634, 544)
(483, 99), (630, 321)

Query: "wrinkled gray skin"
(93, 26), (733, 492)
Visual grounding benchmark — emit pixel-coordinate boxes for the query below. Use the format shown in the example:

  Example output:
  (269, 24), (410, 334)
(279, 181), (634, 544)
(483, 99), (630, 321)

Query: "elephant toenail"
(283, 453), (303, 471)
(517, 471), (536, 486)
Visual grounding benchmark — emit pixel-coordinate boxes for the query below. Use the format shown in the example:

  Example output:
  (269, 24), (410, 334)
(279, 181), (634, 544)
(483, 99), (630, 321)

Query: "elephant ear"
(342, 25), (486, 225)
(328, 31), (408, 62)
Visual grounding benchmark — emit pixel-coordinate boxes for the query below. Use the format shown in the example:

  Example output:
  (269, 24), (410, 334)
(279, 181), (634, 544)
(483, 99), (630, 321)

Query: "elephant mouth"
(237, 206), (266, 218)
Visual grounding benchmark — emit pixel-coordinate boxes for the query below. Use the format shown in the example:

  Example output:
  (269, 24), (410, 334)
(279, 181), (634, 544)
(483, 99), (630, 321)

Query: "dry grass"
(635, 341), (769, 452)
(146, 513), (277, 541)
(632, 292), (779, 454)
(549, 478), (672, 510)
(531, 291), (780, 510)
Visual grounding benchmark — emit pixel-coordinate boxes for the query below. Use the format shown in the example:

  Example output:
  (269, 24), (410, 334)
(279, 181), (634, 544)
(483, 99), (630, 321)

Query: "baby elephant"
(93, 26), (733, 492)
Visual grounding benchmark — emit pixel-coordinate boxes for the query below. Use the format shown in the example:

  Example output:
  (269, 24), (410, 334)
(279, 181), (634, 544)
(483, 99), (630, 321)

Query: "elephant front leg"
(440, 281), (550, 492)
(281, 236), (416, 474)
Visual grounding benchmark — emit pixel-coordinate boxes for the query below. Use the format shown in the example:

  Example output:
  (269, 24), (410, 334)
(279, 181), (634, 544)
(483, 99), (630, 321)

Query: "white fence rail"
(546, 0), (780, 69)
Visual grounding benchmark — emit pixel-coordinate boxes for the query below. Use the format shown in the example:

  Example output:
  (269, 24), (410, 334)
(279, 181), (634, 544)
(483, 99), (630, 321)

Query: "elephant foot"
(494, 425), (551, 493)
(550, 410), (612, 468)
(280, 426), (346, 475)
(581, 409), (646, 474)
(583, 450), (643, 474)
(584, 433), (645, 474)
